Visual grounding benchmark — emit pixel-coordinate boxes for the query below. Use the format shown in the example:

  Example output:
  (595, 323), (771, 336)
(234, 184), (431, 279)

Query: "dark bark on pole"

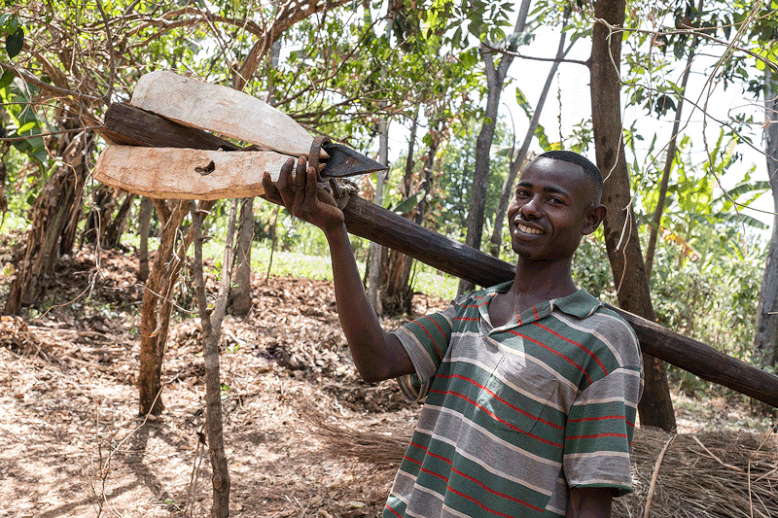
(229, 197), (254, 316)
(754, 68), (778, 368)
(590, 0), (676, 431)
(459, 0), (532, 295)
(191, 199), (234, 518)
(138, 197), (153, 282)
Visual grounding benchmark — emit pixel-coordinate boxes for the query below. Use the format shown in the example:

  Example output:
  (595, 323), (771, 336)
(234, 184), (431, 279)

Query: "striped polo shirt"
(387, 281), (643, 518)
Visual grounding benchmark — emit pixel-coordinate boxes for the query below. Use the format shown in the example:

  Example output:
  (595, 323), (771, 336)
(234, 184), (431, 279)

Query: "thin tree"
(590, 0), (676, 431)
(459, 0), (532, 294)
(489, 6), (576, 257)
(191, 199), (238, 518)
(754, 65), (778, 368)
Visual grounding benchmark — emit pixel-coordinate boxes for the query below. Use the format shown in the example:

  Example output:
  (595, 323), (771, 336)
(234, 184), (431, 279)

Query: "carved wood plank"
(130, 71), (314, 156)
(92, 145), (286, 200)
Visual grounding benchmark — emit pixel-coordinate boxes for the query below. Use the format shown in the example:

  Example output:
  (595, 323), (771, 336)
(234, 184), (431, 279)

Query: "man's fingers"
(261, 172), (282, 202)
(294, 156), (307, 193)
(277, 157), (295, 196)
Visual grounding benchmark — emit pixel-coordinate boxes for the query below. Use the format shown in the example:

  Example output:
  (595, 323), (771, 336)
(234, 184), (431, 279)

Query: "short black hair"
(537, 150), (603, 202)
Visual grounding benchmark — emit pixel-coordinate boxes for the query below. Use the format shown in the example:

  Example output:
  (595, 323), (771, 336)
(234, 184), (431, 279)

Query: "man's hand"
(262, 156), (344, 235)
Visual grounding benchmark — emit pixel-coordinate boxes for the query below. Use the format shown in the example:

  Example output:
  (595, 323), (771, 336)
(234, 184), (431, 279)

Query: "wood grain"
(130, 71), (314, 156)
(92, 145), (287, 200)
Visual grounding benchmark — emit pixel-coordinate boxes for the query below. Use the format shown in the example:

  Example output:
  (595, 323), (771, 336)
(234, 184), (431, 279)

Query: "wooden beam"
(341, 196), (778, 409)
(99, 103), (239, 150)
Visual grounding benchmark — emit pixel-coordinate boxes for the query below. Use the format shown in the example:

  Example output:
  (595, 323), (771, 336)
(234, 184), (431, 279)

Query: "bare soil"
(0, 240), (774, 518)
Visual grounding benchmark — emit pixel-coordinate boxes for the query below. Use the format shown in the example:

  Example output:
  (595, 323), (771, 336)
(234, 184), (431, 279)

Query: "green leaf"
(0, 69), (13, 89)
(17, 121), (36, 134)
(5, 28), (23, 59)
(392, 192), (424, 215)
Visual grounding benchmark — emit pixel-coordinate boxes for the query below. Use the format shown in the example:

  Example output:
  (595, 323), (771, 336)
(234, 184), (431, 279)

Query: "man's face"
(507, 157), (601, 262)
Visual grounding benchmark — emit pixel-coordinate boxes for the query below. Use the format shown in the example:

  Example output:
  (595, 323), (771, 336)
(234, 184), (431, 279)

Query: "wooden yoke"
(93, 103), (778, 409)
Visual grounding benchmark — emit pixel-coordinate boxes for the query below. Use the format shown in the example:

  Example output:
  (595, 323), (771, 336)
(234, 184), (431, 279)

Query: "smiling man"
(262, 150), (643, 518)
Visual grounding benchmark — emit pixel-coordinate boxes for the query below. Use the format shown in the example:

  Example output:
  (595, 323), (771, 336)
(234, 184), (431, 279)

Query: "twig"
(748, 420), (778, 518)
(95, 0), (116, 104)
(644, 433), (675, 518)
(691, 435), (744, 472)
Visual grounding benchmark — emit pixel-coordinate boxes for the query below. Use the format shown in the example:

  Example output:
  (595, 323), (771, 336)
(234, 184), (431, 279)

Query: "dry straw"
(310, 410), (778, 518)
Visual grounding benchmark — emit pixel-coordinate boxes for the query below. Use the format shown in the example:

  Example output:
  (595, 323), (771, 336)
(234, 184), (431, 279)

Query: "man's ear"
(582, 204), (607, 235)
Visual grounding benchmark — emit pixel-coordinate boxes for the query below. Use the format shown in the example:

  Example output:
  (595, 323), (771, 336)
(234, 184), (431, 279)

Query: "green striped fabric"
(389, 282), (643, 518)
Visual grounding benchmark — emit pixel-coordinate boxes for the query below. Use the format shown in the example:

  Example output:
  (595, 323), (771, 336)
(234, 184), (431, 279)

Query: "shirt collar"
(481, 281), (602, 325)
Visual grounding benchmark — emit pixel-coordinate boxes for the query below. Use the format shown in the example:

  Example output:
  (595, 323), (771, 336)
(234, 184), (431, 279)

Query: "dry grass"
(310, 411), (778, 518)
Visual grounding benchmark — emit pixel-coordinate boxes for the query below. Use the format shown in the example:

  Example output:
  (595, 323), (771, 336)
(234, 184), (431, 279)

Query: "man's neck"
(511, 256), (577, 302)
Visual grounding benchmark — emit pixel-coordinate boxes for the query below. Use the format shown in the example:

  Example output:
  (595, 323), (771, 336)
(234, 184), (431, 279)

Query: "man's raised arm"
(262, 157), (414, 382)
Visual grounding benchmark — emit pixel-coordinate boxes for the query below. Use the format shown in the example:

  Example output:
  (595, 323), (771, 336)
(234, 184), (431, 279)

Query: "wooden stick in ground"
(190, 200), (235, 518)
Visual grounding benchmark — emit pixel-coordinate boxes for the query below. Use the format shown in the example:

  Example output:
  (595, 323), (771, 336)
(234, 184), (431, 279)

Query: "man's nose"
(519, 196), (541, 219)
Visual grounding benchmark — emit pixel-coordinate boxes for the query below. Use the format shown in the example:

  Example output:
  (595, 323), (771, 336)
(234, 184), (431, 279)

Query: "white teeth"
(518, 224), (543, 235)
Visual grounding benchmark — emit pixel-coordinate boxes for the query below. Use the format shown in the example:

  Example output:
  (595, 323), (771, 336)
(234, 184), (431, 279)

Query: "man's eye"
(516, 190), (530, 197)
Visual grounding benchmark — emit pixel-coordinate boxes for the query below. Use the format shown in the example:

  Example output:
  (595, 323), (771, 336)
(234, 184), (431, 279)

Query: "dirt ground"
(0, 242), (775, 518)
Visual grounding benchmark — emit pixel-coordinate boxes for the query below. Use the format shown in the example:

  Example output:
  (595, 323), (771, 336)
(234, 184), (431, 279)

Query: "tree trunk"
(754, 68), (778, 368)
(368, 9), (394, 314)
(4, 123), (94, 314)
(229, 197), (254, 316)
(138, 199), (216, 415)
(459, 0), (532, 294)
(367, 116), (390, 315)
(104, 192), (136, 249)
(81, 184), (115, 247)
(489, 14), (573, 257)
(138, 197), (153, 282)
(591, 0), (676, 431)
(379, 115), (417, 315)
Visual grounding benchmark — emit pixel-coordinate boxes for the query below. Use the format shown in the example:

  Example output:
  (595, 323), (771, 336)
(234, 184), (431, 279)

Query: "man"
(262, 150), (643, 518)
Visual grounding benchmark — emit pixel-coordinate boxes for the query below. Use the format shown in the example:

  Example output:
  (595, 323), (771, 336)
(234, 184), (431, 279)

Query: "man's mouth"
(517, 223), (543, 235)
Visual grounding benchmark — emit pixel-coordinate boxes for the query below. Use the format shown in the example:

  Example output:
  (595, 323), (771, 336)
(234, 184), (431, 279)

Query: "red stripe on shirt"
(438, 373), (563, 430)
(447, 485), (538, 518)
(533, 322), (609, 375)
(451, 466), (544, 513)
(384, 504), (404, 518)
(410, 319), (442, 359)
(569, 414), (635, 429)
(508, 330), (593, 384)
(423, 315), (448, 344)
(430, 388), (562, 448)
(532, 305), (539, 320)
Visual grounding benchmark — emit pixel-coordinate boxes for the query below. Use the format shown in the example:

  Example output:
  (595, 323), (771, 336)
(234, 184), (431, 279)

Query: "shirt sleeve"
(563, 363), (644, 496)
(391, 303), (457, 402)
